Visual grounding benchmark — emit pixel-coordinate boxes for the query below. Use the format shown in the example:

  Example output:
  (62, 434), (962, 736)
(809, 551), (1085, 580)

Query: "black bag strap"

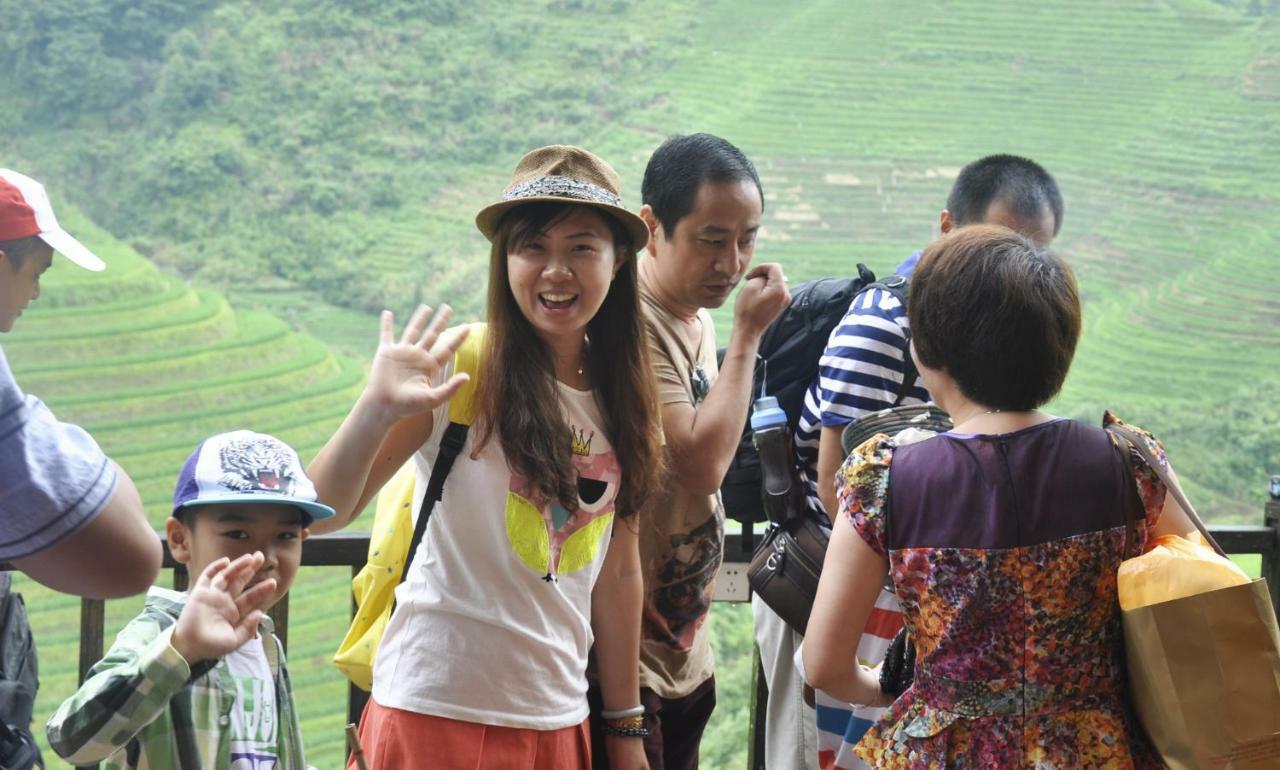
(892, 354), (919, 408)
(862, 274), (917, 407)
(392, 422), (471, 605)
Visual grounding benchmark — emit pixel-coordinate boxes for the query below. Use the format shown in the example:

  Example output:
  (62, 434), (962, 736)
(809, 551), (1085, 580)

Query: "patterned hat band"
(502, 175), (622, 207)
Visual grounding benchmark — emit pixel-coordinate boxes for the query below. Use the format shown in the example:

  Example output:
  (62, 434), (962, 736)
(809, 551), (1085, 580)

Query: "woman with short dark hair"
(803, 225), (1196, 768)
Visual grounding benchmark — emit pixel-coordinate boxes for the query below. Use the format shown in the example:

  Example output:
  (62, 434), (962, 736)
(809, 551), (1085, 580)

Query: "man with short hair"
(0, 168), (162, 599)
(789, 154), (1065, 770)
(588, 134), (789, 770)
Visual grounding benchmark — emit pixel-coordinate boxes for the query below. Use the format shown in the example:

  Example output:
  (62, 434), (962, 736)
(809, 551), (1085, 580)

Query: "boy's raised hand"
(362, 304), (471, 424)
(171, 553), (277, 664)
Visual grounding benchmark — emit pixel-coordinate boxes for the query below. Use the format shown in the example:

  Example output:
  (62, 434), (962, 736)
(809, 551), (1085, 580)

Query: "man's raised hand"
(733, 262), (791, 339)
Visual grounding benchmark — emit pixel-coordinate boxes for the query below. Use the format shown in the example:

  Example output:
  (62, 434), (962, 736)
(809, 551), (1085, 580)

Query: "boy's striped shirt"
(793, 280), (928, 518)
(812, 589), (904, 770)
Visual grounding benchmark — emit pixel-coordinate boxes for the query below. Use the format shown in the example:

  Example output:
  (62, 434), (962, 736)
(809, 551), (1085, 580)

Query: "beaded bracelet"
(601, 724), (650, 738)
(603, 715), (645, 730)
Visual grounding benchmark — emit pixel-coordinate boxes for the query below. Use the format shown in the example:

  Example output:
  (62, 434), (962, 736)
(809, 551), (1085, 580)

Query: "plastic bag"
(1118, 531), (1251, 611)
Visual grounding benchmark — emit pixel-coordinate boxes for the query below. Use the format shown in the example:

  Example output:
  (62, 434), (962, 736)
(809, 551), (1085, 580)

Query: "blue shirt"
(0, 343), (117, 561)
(792, 253), (928, 518)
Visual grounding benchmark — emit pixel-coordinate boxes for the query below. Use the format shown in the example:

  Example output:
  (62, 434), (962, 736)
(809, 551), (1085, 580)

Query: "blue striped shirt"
(793, 260), (929, 518)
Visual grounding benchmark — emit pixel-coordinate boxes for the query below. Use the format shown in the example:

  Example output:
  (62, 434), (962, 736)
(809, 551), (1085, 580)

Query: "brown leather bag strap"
(1106, 427), (1144, 560)
(1105, 422), (1226, 558)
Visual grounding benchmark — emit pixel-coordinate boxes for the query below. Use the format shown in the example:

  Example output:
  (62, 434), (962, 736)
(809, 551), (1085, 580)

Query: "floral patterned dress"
(839, 414), (1164, 769)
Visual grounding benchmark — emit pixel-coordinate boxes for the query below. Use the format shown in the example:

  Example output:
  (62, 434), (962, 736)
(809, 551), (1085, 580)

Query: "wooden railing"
(10, 499), (1280, 770)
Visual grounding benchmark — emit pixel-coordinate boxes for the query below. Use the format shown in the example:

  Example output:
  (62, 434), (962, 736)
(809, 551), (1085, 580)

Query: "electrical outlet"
(714, 561), (751, 603)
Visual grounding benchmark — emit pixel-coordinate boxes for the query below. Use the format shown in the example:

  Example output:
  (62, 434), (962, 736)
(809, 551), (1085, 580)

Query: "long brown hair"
(473, 201), (662, 520)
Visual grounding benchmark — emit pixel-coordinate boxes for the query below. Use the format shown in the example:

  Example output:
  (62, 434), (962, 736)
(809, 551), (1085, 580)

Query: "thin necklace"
(953, 406), (1002, 431)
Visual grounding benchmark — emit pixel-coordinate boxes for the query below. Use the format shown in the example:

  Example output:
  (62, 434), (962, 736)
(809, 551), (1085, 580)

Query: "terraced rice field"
(617, 0), (1280, 517)
(4, 207), (367, 766)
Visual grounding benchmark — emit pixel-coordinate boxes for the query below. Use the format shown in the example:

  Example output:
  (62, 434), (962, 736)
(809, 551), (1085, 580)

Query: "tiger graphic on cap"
(218, 436), (299, 496)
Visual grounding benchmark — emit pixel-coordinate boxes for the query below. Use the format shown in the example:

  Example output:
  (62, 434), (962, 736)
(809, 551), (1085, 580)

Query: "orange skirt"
(350, 697), (591, 770)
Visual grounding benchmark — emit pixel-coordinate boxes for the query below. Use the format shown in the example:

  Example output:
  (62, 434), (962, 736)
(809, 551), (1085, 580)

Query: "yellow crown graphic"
(572, 427), (594, 456)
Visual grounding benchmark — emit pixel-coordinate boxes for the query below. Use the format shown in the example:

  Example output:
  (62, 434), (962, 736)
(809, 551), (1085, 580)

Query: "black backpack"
(720, 264), (913, 535)
(0, 574), (41, 770)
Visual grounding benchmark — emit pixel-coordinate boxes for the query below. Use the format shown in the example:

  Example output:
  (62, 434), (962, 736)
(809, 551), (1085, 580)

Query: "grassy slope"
(5, 0), (1275, 513)
(628, 0), (1280, 517)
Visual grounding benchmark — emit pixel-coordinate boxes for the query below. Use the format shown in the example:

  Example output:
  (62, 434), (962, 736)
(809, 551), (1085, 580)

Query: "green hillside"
(4, 207), (367, 766)
(3, 0), (1276, 517)
(2, 1), (1279, 768)
(635, 0), (1280, 516)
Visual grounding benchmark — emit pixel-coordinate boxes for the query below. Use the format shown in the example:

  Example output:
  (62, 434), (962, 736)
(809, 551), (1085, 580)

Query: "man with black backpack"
(758, 155), (1064, 770)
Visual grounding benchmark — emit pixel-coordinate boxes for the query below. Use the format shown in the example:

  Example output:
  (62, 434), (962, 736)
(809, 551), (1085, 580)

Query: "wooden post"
(1264, 497), (1280, 614)
(77, 598), (105, 685)
(268, 594), (289, 652)
(77, 597), (106, 770)
(747, 643), (768, 770)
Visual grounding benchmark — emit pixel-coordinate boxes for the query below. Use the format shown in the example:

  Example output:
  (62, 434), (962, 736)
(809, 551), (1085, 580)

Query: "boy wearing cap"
(46, 430), (332, 770)
(0, 167), (160, 598)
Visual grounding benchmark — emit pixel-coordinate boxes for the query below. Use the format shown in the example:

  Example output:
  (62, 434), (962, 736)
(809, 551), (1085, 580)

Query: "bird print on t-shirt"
(505, 425), (621, 581)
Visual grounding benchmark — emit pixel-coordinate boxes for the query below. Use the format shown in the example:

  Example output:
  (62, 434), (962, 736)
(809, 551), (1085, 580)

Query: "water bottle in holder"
(750, 396), (806, 528)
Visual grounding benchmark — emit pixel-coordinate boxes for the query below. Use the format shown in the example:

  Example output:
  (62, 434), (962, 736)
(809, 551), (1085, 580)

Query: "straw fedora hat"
(474, 145), (649, 250)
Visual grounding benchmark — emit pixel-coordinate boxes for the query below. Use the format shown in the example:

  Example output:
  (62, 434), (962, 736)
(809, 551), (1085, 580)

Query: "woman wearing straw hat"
(309, 146), (661, 769)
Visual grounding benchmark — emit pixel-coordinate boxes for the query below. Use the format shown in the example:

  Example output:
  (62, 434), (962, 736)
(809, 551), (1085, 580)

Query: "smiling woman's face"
(506, 206), (622, 349)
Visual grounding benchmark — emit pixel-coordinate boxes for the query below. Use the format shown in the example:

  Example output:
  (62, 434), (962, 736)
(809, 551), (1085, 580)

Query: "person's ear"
(300, 528), (311, 542)
(166, 517), (194, 565)
(939, 210), (954, 235)
(639, 205), (661, 257)
(611, 247), (630, 279)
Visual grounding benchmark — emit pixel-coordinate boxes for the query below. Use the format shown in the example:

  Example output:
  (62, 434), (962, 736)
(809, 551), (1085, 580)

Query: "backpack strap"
(892, 352), (919, 407)
(397, 324), (486, 592)
(862, 274), (918, 407)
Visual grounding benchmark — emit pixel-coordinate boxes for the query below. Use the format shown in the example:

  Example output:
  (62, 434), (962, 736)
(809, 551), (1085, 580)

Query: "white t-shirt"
(224, 637), (280, 769)
(373, 381), (622, 730)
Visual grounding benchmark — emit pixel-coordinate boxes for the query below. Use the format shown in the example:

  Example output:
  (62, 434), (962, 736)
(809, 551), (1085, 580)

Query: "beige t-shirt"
(637, 284), (725, 699)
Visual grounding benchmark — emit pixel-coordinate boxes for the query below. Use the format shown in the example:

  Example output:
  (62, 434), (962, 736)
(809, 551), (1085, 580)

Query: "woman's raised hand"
(363, 304), (471, 423)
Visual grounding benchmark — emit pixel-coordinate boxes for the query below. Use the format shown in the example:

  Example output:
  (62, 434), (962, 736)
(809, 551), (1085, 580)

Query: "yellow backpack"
(332, 323), (484, 691)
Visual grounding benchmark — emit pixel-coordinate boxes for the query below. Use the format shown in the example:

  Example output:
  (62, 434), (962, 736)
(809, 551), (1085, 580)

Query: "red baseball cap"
(0, 168), (105, 271)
